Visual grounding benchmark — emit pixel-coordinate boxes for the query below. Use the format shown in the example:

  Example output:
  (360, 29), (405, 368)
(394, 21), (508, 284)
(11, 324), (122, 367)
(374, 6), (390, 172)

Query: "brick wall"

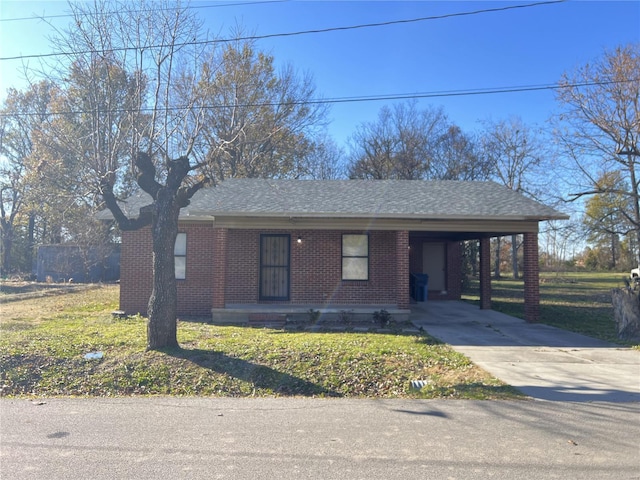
(119, 224), (216, 316)
(523, 232), (540, 323)
(120, 228), (153, 315)
(211, 228), (228, 309)
(176, 224), (216, 315)
(396, 231), (410, 309)
(445, 241), (462, 300)
(120, 224), (458, 315)
(479, 237), (492, 309)
(226, 229), (402, 305)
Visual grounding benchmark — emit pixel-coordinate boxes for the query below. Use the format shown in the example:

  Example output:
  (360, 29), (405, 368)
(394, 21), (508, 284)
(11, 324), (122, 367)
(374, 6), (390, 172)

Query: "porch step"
(247, 313), (287, 328)
(213, 306), (411, 325)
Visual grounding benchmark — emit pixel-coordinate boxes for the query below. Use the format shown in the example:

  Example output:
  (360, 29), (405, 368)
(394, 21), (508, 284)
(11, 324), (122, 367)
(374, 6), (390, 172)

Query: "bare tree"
(36, 0), (328, 349)
(37, 0), (212, 348)
(302, 136), (347, 180)
(347, 102), (449, 180)
(554, 43), (640, 266)
(481, 117), (544, 278)
(431, 125), (490, 181)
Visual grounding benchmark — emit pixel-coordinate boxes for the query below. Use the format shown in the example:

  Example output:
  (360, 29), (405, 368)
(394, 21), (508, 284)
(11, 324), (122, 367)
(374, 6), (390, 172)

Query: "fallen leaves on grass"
(1, 285), (521, 400)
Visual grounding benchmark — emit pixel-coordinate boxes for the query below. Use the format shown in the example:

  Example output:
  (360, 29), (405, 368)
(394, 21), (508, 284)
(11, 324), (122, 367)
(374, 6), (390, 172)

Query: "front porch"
(210, 230), (543, 326)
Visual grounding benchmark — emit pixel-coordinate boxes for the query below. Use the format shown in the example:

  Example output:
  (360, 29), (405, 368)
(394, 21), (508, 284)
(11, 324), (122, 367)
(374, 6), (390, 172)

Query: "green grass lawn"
(462, 271), (637, 346)
(0, 285), (518, 399)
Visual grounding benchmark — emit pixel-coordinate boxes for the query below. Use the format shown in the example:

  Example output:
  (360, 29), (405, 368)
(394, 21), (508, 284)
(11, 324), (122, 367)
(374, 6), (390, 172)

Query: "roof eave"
(186, 210), (569, 222)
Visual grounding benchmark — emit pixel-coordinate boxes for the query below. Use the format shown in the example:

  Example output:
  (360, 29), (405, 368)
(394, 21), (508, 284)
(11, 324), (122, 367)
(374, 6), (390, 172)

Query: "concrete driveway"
(410, 301), (640, 402)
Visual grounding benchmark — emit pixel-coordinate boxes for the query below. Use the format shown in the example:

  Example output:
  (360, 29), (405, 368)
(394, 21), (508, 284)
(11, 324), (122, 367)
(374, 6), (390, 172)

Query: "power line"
(0, 0), (288, 23)
(0, 79), (630, 118)
(0, 0), (566, 62)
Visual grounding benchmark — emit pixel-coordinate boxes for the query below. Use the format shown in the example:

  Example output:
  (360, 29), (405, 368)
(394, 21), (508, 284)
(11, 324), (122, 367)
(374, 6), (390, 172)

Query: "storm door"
(259, 234), (290, 301)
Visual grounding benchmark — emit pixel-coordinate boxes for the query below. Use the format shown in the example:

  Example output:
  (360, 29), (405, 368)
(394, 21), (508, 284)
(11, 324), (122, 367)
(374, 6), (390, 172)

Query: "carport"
(408, 228), (545, 323)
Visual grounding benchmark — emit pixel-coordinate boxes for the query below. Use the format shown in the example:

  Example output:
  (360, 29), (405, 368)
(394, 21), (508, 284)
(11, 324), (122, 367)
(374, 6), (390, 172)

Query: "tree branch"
(135, 152), (162, 198)
(99, 179), (151, 231)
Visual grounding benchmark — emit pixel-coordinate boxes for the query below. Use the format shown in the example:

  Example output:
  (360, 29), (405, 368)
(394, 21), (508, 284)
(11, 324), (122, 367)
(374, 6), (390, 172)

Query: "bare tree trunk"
(27, 214), (35, 276)
(494, 236), (501, 279)
(469, 240), (479, 276)
(511, 234), (519, 279)
(1, 222), (13, 275)
(147, 188), (181, 350)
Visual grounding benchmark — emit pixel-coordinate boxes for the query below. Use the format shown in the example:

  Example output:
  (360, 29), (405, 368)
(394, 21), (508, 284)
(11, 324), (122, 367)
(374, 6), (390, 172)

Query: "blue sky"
(1, 0), (639, 149)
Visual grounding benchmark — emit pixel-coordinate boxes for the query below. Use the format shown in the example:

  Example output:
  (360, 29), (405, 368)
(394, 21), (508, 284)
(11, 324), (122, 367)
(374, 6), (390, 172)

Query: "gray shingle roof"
(102, 179), (568, 221)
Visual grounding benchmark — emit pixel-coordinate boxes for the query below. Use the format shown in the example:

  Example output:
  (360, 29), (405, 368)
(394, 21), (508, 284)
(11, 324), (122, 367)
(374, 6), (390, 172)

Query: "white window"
(175, 233), (187, 280)
(342, 234), (369, 281)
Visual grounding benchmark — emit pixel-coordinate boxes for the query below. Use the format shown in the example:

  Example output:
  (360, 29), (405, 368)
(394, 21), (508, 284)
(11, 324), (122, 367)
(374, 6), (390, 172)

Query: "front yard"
(0, 284), (518, 399)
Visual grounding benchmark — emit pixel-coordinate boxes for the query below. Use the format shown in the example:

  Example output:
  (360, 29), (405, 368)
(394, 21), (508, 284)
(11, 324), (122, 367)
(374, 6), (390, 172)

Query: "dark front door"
(260, 234), (290, 301)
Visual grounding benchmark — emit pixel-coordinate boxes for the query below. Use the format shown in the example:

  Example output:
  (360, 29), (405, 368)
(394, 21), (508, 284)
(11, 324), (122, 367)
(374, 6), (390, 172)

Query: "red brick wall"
(120, 228), (153, 315)
(479, 237), (492, 309)
(396, 231), (410, 309)
(211, 228), (228, 309)
(226, 229), (401, 305)
(120, 224), (458, 315)
(523, 232), (540, 323)
(119, 224), (216, 316)
(176, 224), (216, 315)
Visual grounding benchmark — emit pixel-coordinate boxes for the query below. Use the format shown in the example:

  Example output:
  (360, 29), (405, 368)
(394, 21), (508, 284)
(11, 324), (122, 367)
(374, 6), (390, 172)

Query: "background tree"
(582, 171), (633, 269)
(189, 39), (328, 182)
(481, 117), (544, 278)
(347, 101), (489, 182)
(555, 43), (640, 267)
(430, 125), (490, 181)
(0, 81), (54, 275)
(347, 101), (449, 179)
(302, 136), (346, 179)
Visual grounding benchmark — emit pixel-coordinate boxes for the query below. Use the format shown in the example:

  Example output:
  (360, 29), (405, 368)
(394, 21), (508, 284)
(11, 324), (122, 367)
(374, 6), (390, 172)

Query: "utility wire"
(0, 79), (630, 118)
(0, 0), (288, 23)
(0, 0), (566, 62)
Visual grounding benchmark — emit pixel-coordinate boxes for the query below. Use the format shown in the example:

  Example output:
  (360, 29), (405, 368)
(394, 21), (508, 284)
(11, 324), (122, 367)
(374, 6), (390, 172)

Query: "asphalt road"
(1, 397), (639, 479)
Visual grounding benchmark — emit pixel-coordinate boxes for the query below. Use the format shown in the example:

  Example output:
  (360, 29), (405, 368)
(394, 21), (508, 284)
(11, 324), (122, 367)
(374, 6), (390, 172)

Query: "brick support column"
(396, 230), (410, 309)
(523, 231), (540, 323)
(479, 237), (491, 310)
(447, 241), (463, 300)
(212, 227), (228, 309)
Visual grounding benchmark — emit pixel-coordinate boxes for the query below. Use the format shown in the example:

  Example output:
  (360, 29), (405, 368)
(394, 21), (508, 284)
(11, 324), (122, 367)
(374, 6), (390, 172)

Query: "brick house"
(114, 179), (567, 323)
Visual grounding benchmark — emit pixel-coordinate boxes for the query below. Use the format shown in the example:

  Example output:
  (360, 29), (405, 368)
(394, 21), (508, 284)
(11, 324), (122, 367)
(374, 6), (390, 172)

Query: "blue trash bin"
(414, 273), (429, 302)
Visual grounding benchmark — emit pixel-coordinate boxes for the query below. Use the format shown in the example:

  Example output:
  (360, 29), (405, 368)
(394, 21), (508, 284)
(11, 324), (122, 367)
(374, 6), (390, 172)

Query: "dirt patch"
(0, 281), (103, 303)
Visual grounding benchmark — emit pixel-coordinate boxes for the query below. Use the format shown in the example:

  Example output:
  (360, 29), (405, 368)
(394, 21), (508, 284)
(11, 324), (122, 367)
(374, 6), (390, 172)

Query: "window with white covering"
(342, 234), (369, 281)
(175, 233), (187, 280)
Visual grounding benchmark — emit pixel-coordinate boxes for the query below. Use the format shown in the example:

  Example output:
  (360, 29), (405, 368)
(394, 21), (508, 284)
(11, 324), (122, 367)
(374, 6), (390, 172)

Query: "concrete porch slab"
(211, 304), (411, 325)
